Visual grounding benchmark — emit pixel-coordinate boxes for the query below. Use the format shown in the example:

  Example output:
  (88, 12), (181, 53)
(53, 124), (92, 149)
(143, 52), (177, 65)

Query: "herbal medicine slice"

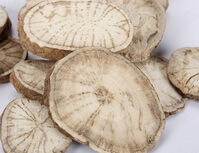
(0, 38), (27, 83)
(0, 6), (8, 35)
(0, 98), (72, 153)
(19, 1), (133, 60)
(45, 48), (165, 153)
(168, 48), (199, 100)
(10, 60), (54, 101)
(107, 0), (166, 62)
(0, 6), (11, 42)
(135, 56), (187, 117)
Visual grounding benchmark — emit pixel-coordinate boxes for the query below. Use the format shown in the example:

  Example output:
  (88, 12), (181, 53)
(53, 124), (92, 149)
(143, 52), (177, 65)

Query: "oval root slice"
(10, 60), (54, 101)
(0, 98), (72, 153)
(19, 1), (133, 60)
(135, 56), (188, 117)
(45, 47), (165, 153)
(0, 38), (27, 83)
(107, 0), (166, 62)
(168, 48), (199, 100)
(0, 6), (11, 42)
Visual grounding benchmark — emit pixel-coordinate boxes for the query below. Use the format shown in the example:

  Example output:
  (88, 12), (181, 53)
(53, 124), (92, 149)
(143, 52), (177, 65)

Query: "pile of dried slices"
(0, 0), (198, 153)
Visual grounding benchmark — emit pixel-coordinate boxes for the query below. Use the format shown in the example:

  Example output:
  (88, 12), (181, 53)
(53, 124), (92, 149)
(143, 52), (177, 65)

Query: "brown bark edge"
(10, 72), (43, 102)
(18, 12), (72, 61)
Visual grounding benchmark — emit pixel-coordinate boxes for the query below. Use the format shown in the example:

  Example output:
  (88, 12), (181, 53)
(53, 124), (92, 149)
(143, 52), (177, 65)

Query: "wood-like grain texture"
(45, 48), (165, 153)
(10, 60), (54, 101)
(0, 98), (72, 153)
(136, 56), (187, 117)
(168, 48), (199, 100)
(0, 38), (27, 83)
(108, 0), (166, 62)
(19, 1), (133, 60)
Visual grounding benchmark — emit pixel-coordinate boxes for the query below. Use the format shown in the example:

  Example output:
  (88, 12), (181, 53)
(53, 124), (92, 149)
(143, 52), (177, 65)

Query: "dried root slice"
(10, 60), (54, 101)
(0, 38), (27, 83)
(168, 48), (199, 100)
(107, 0), (166, 62)
(159, 0), (169, 10)
(0, 98), (72, 153)
(135, 56), (187, 117)
(0, 6), (11, 42)
(45, 48), (165, 153)
(19, 1), (133, 60)
(19, 0), (108, 20)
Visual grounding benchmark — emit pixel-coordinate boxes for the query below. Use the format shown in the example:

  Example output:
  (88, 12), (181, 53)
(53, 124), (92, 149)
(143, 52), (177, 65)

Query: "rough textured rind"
(135, 56), (188, 117)
(0, 38), (28, 83)
(168, 48), (199, 100)
(0, 98), (72, 153)
(159, 0), (169, 10)
(107, 0), (166, 62)
(45, 47), (165, 153)
(0, 6), (11, 42)
(10, 60), (54, 101)
(19, 1), (133, 60)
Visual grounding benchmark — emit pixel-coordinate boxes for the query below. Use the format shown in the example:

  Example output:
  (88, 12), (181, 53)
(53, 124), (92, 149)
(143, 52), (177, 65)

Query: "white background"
(0, 0), (199, 153)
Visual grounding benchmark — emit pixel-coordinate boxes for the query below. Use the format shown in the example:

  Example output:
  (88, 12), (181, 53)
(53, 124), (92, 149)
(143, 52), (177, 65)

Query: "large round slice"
(107, 0), (166, 62)
(0, 98), (72, 153)
(168, 48), (199, 100)
(45, 48), (165, 153)
(10, 60), (54, 101)
(0, 38), (27, 83)
(19, 1), (133, 60)
(0, 6), (11, 42)
(135, 56), (187, 117)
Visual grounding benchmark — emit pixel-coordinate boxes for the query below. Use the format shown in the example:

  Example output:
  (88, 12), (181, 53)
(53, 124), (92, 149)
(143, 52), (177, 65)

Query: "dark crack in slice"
(10, 60), (54, 101)
(19, 1), (133, 60)
(107, 0), (166, 62)
(168, 48), (199, 100)
(0, 38), (27, 83)
(45, 47), (165, 153)
(0, 6), (11, 42)
(159, 0), (169, 10)
(0, 98), (72, 153)
(135, 56), (187, 117)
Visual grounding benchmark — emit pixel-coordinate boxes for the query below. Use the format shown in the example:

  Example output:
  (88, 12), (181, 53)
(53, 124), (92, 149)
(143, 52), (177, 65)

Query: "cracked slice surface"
(0, 38), (27, 83)
(107, 0), (166, 62)
(0, 98), (72, 153)
(136, 56), (187, 117)
(45, 48), (165, 153)
(168, 48), (199, 100)
(10, 60), (54, 101)
(19, 0), (133, 60)
(159, 0), (169, 10)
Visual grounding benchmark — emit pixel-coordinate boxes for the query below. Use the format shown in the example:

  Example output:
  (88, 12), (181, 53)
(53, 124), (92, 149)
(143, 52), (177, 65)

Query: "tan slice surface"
(10, 60), (54, 101)
(0, 98), (72, 153)
(168, 48), (199, 100)
(135, 56), (187, 117)
(45, 48), (165, 153)
(19, 1), (133, 60)
(0, 6), (8, 34)
(0, 38), (27, 83)
(159, 0), (169, 10)
(107, 0), (166, 62)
